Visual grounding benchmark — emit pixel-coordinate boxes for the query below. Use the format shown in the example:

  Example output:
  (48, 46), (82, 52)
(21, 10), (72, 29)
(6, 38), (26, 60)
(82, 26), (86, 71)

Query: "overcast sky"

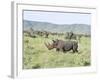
(23, 10), (91, 25)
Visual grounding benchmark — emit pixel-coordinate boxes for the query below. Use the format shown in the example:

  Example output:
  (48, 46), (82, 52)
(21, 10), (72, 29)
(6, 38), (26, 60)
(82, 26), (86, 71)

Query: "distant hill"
(23, 20), (91, 35)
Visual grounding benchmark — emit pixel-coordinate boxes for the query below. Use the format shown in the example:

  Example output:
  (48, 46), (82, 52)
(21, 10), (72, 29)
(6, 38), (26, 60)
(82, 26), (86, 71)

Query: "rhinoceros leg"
(56, 48), (60, 51)
(72, 45), (78, 53)
(56, 48), (63, 52)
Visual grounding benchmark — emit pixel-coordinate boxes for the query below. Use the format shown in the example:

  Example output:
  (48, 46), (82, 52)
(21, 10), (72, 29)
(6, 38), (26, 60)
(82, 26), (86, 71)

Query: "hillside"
(23, 20), (91, 34)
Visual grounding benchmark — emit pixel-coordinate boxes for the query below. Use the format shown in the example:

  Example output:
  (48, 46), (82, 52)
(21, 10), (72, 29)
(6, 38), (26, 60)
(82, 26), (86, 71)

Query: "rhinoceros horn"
(44, 42), (53, 50)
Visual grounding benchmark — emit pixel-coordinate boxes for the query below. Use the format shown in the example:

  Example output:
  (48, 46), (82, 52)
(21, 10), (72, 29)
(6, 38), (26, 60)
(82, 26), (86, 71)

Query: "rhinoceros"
(45, 39), (78, 53)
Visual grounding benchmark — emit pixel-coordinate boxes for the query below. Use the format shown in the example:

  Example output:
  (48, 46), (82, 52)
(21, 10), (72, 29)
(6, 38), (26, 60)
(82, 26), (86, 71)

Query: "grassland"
(23, 34), (91, 69)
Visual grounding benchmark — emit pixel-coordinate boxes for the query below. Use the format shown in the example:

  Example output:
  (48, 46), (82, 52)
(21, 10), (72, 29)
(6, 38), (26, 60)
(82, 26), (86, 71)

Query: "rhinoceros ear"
(52, 40), (55, 43)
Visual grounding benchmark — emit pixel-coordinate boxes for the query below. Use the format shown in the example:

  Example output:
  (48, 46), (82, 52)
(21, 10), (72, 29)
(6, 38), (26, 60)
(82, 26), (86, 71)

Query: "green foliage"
(23, 34), (91, 69)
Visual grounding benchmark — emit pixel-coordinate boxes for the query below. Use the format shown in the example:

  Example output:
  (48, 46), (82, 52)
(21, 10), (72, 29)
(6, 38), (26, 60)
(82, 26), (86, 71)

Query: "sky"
(23, 10), (91, 25)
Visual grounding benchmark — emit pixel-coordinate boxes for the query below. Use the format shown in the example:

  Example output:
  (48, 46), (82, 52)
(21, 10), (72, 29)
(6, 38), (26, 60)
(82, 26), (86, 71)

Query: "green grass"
(23, 34), (91, 69)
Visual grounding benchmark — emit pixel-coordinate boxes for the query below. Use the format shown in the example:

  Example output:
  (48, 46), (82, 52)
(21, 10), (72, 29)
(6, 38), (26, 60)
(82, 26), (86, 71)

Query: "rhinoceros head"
(44, 39), (59, 50)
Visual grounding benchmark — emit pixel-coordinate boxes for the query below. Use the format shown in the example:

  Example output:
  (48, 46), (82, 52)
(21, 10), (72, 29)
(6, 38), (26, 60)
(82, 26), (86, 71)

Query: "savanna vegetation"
(23, 32), (91, 69)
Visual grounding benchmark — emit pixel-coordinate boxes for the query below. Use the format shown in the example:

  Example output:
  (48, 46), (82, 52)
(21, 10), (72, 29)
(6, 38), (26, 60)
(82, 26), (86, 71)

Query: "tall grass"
(23, 34), (91, 69)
